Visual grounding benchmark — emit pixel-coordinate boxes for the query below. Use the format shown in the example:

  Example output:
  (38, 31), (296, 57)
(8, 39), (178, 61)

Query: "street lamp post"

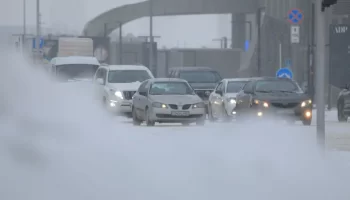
(256, 7), (265, 76)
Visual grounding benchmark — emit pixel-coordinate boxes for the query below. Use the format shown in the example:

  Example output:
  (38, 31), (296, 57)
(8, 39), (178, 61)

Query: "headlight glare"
(114, 91), (123, 99)
(152, 102), (167, 108)
(301, 99), (312, 107)
(263, 102), (269, 108)
(228, 98), (236, 104)
(193, 102), (205, 108)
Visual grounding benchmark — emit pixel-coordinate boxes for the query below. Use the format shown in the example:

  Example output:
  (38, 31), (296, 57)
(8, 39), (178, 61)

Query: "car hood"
(107, 82), (141, 91)
(255, 92), (310, 102)
(188, 82), (217, 90)
(149, 95), (202, 104)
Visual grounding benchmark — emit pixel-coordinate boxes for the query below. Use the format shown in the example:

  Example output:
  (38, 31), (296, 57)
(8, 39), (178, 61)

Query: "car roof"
(51, 56), (100, 66)
(224, 78), (256, 82)
(104, 65), (150, 71)
(149, 78), (187, 83)
(169, 66), (214, 71)
(252, 77), (295, 81)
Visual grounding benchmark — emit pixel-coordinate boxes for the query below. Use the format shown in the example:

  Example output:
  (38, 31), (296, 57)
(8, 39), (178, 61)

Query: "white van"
(49, 56), (100, 82)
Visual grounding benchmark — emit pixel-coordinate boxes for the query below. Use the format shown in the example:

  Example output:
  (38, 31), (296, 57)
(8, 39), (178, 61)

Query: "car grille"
(182, 104), (192, 110)
(169, 104), (178, 109)
(271, 102), (299, 109)
(194, 90), (213, 100)
(123, 91), (136, 100)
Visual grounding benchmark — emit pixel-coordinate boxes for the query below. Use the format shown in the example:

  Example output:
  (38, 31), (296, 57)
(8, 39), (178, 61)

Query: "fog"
(1, 50), (350, 200)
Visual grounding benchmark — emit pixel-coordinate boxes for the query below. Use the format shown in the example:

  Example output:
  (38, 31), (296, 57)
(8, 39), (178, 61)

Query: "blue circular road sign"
(288, 8), (303, 24)
(276, 68), (293, 79)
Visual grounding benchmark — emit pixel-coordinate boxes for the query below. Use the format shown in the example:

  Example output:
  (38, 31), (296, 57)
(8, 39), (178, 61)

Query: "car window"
(138, 80), (149, 92)
(255, 79), (302, 92)
(215, 82), (223, 91)
(179, 71), (221, 83)
(149, 81), (194, 95)
(243, 81), (254, 93)
(108, 70), (152, 83)
(55, 64), (99, 82)
(226, 81), (247, 93)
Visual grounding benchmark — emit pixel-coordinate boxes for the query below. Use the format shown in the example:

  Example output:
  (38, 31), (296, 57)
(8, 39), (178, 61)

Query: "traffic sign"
(290, 25), (300, 43)
(276, 68), (293, 79)
(284, 59), (292, 68)
(32, 38), (44, 49)
(288, 8), (303, 24)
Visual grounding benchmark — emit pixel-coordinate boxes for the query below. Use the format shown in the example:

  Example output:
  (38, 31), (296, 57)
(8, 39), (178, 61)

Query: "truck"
(57, 37), (94, 57)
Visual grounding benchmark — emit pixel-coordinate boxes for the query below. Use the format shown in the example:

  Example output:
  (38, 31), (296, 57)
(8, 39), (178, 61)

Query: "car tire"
(132, 107), (141, 126)
(208, 103), (217, 122)
(145, 107), (155, 126)
(302, 119), (312, 126)
(338, 104), (348, 122)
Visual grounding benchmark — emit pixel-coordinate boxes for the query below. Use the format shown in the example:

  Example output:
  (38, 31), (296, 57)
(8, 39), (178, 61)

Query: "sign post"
(288, 8), (303, 43)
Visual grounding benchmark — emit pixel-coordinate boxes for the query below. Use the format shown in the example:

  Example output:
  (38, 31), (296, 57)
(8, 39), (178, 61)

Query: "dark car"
(337, 83), (350, 122)
(168, 67), (222, 106)
(235, 77), (313, 125)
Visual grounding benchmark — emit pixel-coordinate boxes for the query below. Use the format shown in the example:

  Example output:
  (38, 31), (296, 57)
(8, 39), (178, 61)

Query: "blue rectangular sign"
(32, 38), (44, 49)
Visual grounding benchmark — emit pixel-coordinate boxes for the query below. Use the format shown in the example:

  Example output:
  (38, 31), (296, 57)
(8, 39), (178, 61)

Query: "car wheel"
(195, 117), (205, 126)
(208, 103), (217, 122)
(338, 104), (348, 122)
(302, 119), (312, 126)
(132, 107), (141, 126)
(145, 107), (155, 126)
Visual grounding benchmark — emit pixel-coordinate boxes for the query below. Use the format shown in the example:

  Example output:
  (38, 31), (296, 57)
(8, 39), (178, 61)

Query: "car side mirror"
(215, 90), (223, 96)
(96, 78), (104, 85)
(139, 91), (147, 96)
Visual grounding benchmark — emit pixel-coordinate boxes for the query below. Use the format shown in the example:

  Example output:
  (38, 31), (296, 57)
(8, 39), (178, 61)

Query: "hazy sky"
(0, 0), (231, 47)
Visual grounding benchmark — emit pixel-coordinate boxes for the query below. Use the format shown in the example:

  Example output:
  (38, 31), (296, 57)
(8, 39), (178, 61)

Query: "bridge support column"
(231, 13), (246, 49)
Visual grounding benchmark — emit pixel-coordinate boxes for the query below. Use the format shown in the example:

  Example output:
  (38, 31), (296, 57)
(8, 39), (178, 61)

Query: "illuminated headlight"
(301, 99), (312, 107)
(114, 91), (124, 99)
(228, 98), (236, 104)
(152, 102), (167, 108)
(254, 99), (269, 107)
(193, 102), (205, 108)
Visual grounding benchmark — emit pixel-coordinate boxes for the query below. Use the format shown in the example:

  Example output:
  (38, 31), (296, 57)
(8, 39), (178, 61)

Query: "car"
(337, 83), (350, 122)
(131, 78), (206, 126)
(93, 65), (154, 117)
(168, 67), (222, 112)
(208, 78), (252, 121)
(235, 77), (313, 125)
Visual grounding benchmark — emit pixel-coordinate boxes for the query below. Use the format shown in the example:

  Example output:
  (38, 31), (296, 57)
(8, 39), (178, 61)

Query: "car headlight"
(152, 102), (167, 108)
(114, 91), (123, 99)
(253, 99), (269, 107)
(193, 102), (205, 108)
(301, 99), (312, 107)
(228, 98), (236, 104)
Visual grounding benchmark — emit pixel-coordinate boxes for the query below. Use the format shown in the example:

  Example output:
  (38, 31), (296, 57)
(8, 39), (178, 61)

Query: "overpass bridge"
(82, 0), (314, 81)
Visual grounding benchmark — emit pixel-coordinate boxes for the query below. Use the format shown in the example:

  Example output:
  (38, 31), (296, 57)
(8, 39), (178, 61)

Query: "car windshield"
(179, 71), (221, 83)
(226, 81), (248, 93)
(55, 64), (99, 82)
(255, 80), (302, 92)
(149, 81), (194, 95)
(108, 70), (152, 83)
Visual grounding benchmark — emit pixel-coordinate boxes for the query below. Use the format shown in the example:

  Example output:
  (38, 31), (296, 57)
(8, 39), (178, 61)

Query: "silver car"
(132, 78), (206, 126)
(208, 78), (252, 121)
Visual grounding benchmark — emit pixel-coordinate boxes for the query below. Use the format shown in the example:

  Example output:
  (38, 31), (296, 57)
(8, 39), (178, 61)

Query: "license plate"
(276, 109), (294, 114)
(171, 111), (190, 116)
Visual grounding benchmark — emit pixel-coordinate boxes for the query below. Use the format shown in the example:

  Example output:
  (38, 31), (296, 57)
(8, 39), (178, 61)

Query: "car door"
(237, 81), (254, 109)
(134, 80), (149, 117)
(93, 68), (107, 100)
(211, 82), (224, 115)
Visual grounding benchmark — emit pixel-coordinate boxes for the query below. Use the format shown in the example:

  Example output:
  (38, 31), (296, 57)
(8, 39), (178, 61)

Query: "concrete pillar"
(231, 13), (246, 49)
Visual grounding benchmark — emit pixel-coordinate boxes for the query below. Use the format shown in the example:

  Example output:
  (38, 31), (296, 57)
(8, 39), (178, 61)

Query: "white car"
(132, 78), (206, 126)
(93, 65), (154, 116)
(208, 78), (251, 121)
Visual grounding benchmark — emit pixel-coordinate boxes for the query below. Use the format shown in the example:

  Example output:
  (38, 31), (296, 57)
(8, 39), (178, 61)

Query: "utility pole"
(35, 0), (41, 63)
(149, 0), (155, 76)
(256, 7), (263, 76)
(315, 0), (337, 149)
(23, 0), (26, 50)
